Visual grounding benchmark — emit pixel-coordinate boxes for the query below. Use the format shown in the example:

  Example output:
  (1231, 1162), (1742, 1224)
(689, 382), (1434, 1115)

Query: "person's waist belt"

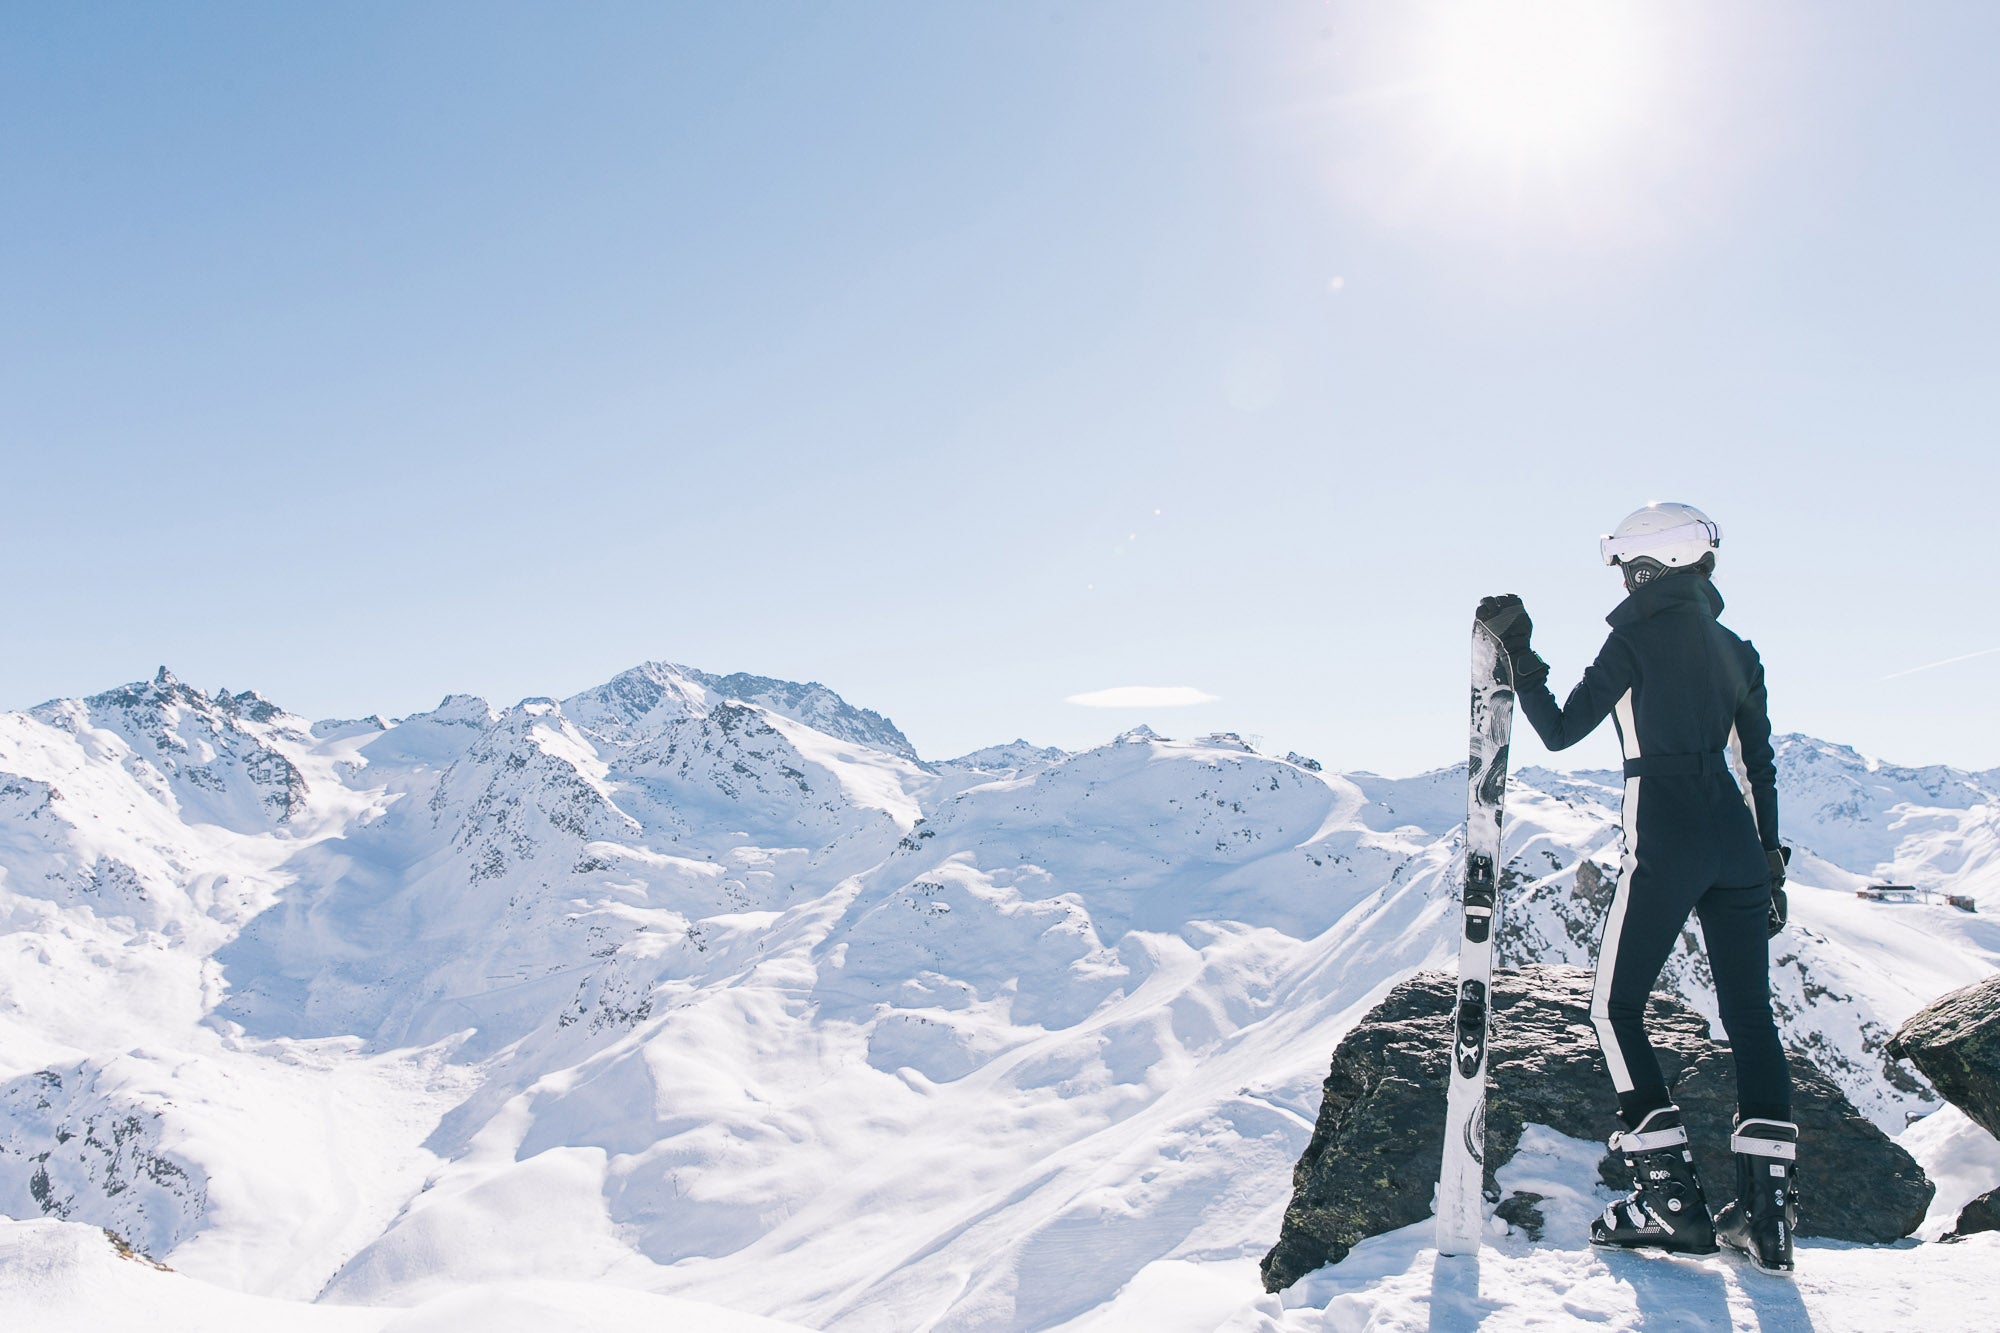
(1623, 752), (1730, 778)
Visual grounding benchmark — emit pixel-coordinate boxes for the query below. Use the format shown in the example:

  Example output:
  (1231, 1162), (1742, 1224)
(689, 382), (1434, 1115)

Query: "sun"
(1304, 1), (1743, 246)
(1414, 1), (1653, 167)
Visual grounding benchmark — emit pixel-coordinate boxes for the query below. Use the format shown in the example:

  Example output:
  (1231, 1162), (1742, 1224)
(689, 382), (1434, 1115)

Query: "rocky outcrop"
(1261, 965), (1934, 1292)
(1948, 1187), (2000, 1240)
(1890, 974), (2000, 1244)
(1889, 973), (2000, 1143)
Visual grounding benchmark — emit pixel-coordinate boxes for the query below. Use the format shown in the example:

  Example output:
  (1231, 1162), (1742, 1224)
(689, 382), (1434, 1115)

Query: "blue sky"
(4, 2), (1996, 775)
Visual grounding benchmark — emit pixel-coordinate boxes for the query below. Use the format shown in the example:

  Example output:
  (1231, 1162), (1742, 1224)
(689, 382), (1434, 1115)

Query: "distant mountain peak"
(399, 694), (498, 728)
(940, 739), (1069, 779)
(682, 667), (919, 762)
(78, 666), (205, 715)
(215, 689), (288, 726)
(559, 663), (706, 738)
(27, 667), (313, 829)
(563, 661), (920, 762)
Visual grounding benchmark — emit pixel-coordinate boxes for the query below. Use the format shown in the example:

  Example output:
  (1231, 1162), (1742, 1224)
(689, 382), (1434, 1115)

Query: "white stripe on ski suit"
(1593, 689), (1642, 1092)
(1728, 723), (1763, 843)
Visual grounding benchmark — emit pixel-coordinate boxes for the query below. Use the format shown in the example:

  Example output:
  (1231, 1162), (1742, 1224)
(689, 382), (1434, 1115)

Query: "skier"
(1477, 502), (1799, 1275)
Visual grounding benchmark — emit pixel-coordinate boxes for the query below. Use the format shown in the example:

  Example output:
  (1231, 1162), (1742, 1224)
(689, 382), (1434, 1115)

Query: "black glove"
(1766, 846), (1791, 938)
(1478, 595), (1547, 687)
(1766, 845), (1790, 890)
(1476, 594), (1534, 655)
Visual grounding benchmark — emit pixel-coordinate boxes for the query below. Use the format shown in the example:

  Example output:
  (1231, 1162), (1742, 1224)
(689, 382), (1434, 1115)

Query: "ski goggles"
(1599, 517), (1721, 566)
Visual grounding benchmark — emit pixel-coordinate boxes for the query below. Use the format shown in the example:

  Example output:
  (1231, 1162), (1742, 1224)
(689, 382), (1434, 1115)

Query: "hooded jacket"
(1516, 574), (1780, 853)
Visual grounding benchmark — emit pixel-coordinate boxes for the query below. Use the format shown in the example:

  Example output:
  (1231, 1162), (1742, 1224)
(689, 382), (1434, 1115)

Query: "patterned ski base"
(1436, 614), (1516, 1256)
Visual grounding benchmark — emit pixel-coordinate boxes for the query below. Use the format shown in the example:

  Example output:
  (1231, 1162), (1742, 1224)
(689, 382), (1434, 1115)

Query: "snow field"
(0, 1218), (813, 1333)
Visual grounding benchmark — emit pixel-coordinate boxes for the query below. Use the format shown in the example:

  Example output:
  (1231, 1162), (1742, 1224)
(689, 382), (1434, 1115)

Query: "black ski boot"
(1589, 1105), (1719, 1255)
(1715, 1118), (1799, 1275)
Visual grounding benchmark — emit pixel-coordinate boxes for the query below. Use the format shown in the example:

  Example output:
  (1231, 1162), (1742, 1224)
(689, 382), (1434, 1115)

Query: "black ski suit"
(1517, 574), (1790, 1126)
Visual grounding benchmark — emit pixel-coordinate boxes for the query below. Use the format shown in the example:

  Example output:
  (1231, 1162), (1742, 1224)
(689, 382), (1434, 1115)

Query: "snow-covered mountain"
(2, 662), (1997, 1330)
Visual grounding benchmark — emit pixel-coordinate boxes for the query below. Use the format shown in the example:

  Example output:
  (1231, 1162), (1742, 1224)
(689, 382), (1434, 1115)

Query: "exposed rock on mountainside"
(563, 662), (921, 763)
(684, 668), (921, 763)
(1260, 965), (1934, 1292)
(31, 666), (311, 829)
(1890, 973), (2000, 1142)
(0, 1064), (206, 1259)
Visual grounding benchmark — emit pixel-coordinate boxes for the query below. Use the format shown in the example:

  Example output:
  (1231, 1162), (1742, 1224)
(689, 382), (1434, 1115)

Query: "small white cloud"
(1066, 686), (1220, 709)
(1328, 275), (1346, 293)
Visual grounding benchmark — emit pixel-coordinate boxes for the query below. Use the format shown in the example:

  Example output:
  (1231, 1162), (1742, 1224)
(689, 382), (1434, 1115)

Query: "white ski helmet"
(1599, 502), (1721, 574)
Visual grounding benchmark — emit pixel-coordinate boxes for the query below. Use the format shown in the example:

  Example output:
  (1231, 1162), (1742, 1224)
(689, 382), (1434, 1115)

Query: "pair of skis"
(1436, 605), (1520, 1257)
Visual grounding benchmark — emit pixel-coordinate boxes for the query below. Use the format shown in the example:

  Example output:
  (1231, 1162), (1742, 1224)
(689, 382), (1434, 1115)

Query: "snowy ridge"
(1, 666), (1997, 1330)
(563, 662), (922, 764)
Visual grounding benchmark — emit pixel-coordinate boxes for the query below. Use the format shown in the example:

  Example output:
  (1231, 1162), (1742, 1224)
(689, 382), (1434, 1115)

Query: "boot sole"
(1590, 1237), (1720, 1257)
(1719, 1243), (1795, 1278)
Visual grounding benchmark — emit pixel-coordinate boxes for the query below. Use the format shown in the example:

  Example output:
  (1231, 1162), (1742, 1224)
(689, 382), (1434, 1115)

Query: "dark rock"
(1888, 973), (2000, 1142)
(1492, 1192), (1545, 1240)
(1260, 965), (1934, 1292)
(1947, 1186), (2000, 1240)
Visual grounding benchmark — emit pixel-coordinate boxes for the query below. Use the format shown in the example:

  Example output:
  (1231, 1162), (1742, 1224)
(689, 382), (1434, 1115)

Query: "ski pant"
(1593, 771), (1792, 1128)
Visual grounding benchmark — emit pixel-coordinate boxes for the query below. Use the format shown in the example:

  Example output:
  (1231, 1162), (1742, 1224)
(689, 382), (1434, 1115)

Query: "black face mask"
(1620, 557), (1669, 593)
(1619, 552), (1714, 593)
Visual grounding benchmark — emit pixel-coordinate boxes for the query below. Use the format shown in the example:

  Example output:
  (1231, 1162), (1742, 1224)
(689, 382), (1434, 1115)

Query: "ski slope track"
(2, 663), (1997, 1331)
